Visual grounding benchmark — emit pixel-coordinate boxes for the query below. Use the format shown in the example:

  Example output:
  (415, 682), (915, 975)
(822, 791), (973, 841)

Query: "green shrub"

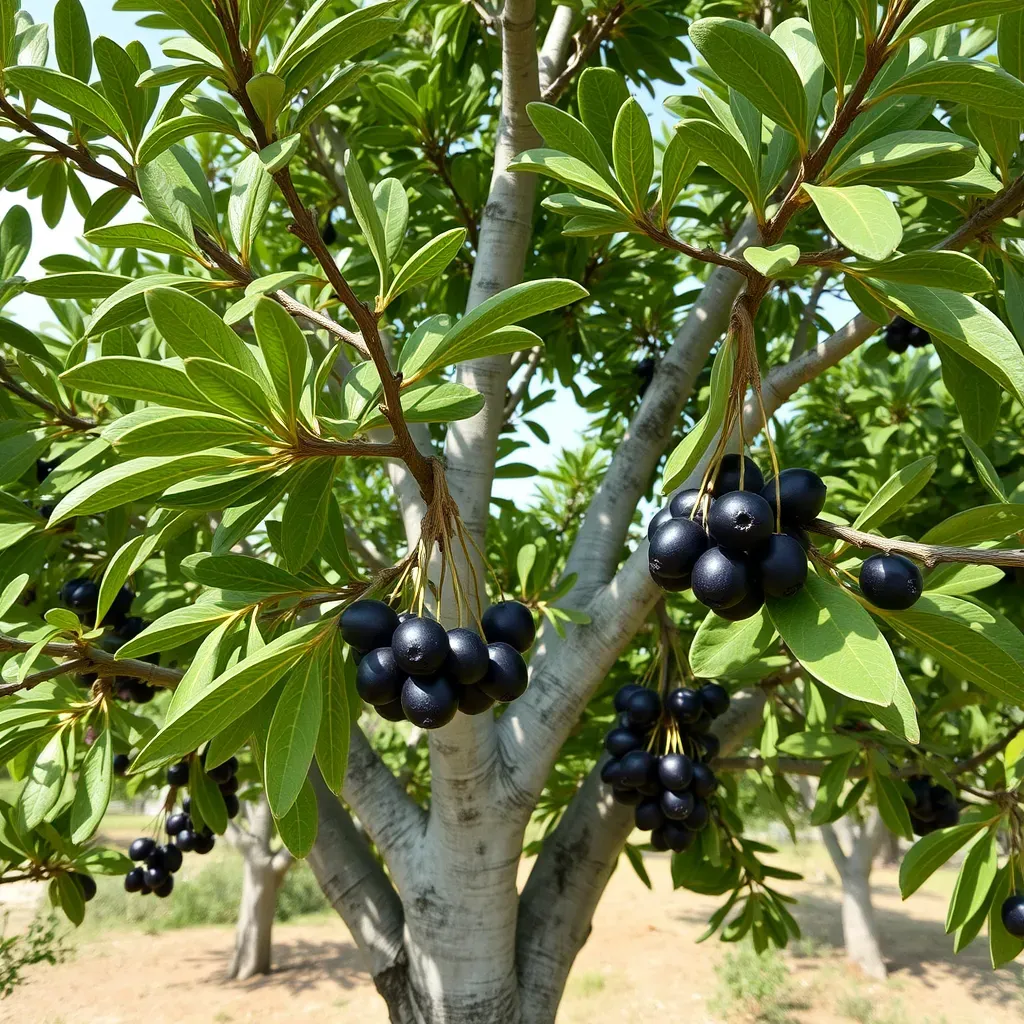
(713, 942), (798, 1024)
(276, 864), (328, 920)
(0, 912), (71, 997)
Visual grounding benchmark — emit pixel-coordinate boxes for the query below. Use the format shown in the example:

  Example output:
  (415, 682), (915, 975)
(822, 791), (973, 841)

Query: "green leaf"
(69, 724), (112, 843)
(827, 131), (978, 188)
(373, 177), (408, 265)
(508, 149), (629, 210)
(54, 0), (91, 83)
(280, 458), (336, 572)
(936, 342), (1002, 445)
(743, 244), (800, 278)
(94, 36), (149, 146)
(85, 222), (200, 260)
(48, 451), (241, 526)
(61, 356), (217, 413)
(193, 555), (306, 597)
(662, 339), (734, 493)
(875, 774), (913, 841)
(189, 754), (228, 835)
(184, 357), (278, 425)
(899, 818), (989, 899)
(272, 776), (317, 859)
(344, 149), (390, 294)
(766, 572), (898, 706)
(383, 228), (466, 307)
(1000, 10), (1024, 81)
(611, 98), (654, 214)
(290, 62), (373, 134)
(900, 1), (1024, 40)
(989, 862), (1024, 967)
(246, 71), (286, 131)
(5, 67), (126, 143)
(878, 58), (1024, 119)
(925, 563), (1004, 596)
(228, 152), (274, 265)
(851, 251), (992, 293)
(315, 634), (352, 795)
(259, 134), (301, 174)
(578, 67), (629, 160)
(808, 0), (856, 95)
(689, 17), (807, 147)
(132, 623), (323, 772)
(136, 115), (234, 166)
(689, 607), (776, 678)
(252, 298), (309, 429)
(137, 147), (218, 239)
(961, 434), (1007, 503)
(776, 732), (861, 758)
(97, 535), (148, 626)
(0, 205), (30, 280)
(147, 0), (231, 65)
(880, 594), (1024, 705)
(0, 573), (29, 619)
(18, 731), (65, 830)
(673, 120), (762, 212)
(55, 872), (85, 927)
(526, 101), (614, 182)
(802, 183), (902, 262)
(105, 408), (266, 457)
(809, 752), (858, 825)
(921, 503), (1024, 545)
(946, 829), (998, 933)
(265, 652), (323, 817)
(657, 129), (698, 224)
(850, 456), (937, 535)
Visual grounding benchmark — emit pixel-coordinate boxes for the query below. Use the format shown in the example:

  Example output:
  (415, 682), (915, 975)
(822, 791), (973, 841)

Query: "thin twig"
(0, 358), (95, 431)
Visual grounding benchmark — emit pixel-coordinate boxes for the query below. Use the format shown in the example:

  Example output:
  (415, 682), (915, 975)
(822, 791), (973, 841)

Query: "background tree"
(3, 2), (1024, 1023)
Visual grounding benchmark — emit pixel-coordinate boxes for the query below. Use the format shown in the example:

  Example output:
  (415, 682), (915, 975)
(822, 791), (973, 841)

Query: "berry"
(634, 356), (655, 395)
(605, 727), (643, 758)
(712, 454), (764, 496)
(126, 680), (156, 704)
(1001, 895), (1024, 938)
(907, 776), (933, 820)
(166, 813), (189, 836)
(36, 457), (58, 482)
(612, 787), (642, 806)
(153, 876), (174, 898)
(444, 628), (491, 686)
(661, 789), (695, 821)
(176, 829), (197, 852)
(930, 786), (960, 829)
(481, 601), (536, 653)
(478, 642), (529, 703)
(145, 863), (169, 888)
(124, 867), (145, 893)
(166, 761), (189, 787)
(60, 577), (99, 613)
(761, 469), (827, 528)
(668, 488), (706, 521)
(193, 832), (215, 855)
(787, 526), (811, 551)
(456, 684), (495, 715)
(634, 798), (665, 832)
(71, 872), (97, 902)
(223, 793), (240, 818)
(129, 837), (156, 861)
(219, 776), (239, 795)
(614, 684), (644, 712)
(666, 688), (703, 725)
(392, 616), (450, 676)
(713, 583), (765, 622)
(401, 674), (460, 729)
(650, 828), (669, 852)
(113, 753), (130, 776)
(601, 759), (623, 786)
(663, 820), (696, 852)
(691, 763), (718, 799)
(181, 797), (191, 814)
(618, 750), (657, 788)
(625, 689), (661, 728)
(647, 506), (674, 541)
(700, 733), (721, 761)
(105, 584), (135, 625)
(757, 534), (808, 598)
(692, 710), (714, 735)
(339, 600), (399, 653)
(859, 553), (923, 611)
(684, 799), (710, 831)
(908, 324), (931, 348)
(699, 683), (730, 719)
(205, 756), (237, 785)
(356, 647), (403, 706)
(649, 565), (691, 592)
(376, 698), (407, 722)
(112, 616), (146, 642)
(649, 518), (708, 579)
(161, 844), (183, 873)
(708, 491), (774, 551)
(658, 753), (694, 791)
(691, 548), (751, 611)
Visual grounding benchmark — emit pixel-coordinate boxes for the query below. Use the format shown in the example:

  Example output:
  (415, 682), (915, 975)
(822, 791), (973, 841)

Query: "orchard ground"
(0, 825), (1020, 1024)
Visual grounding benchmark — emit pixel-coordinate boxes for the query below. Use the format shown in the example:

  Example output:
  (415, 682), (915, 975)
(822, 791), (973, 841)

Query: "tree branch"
(503, 345), (542, 419)
(790, 269), (832, 359)
(0, 358), (95, 431)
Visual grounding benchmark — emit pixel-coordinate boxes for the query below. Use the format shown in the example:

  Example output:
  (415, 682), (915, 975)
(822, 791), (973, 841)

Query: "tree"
(4, 1), (1024, 1022)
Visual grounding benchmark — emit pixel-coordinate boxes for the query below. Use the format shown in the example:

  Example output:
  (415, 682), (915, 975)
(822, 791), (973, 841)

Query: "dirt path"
(2, 851), (1021, 1024)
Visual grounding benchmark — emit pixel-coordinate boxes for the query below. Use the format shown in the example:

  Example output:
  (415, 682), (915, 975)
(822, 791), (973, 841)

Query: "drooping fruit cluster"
(885, 316), (931, 354)
(124, 828), (194, 898)
(905, 776), (960, 836)
(647, 456), (825, 621)
(59, 576), (134, 629)
(858, 552), (923, 611)
(1001, 894), (1024, 938)
(601, 681), (729, 851)
(341, 599), (535, 728)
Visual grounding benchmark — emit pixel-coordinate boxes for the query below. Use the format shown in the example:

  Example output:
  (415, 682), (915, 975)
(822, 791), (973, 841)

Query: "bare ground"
(1, 846), (1021, 1024)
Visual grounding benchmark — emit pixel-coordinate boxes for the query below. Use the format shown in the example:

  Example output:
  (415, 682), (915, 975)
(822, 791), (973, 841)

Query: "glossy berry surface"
(166, 812), (189, 836)
(176, 830), (197, 852)
(478, 642), (529, 703)
(105, 584), (135, 625)
(666, 687), (703, 724)
(401, 674), (460, 729)
(658, 753), (694, 791)
(668, 488), (705, 521)
(712, 454), (764, 496)
(193, 833), (215, 855)
(166, 761), (189, 787)
(205, 756), (237, 785)
(129, 837), (156, 861)
(612, 787), (642, 806)
(618, 750), (656, 788)
(162, 844), (183, 873)
(614, 684), (644, 712)
(647, 506), (674, 541)
(859, 553), (923, 610)
(649, 517), (708, 579)
(708, 490), (774, 551)
(376, 697), (408, 722)
(153, 876), (174, 898)
(223, 793), (240, 818)
(649, 565), (691, 592)
(481, 601), (536, 653)
(1001, 895), (1024, 938)
(690, 763), (718, 799)
(660, 789), (695, 821)
(113, 753), (130, 776)
(626, 689), (661, 728)
(457, 684), (495, 715)
(758, 534), (808, 598)
(72, 873), (97, 901)
(684, 799), (710, 831)
(714, 583), (765, 622)
(699, 683), (730, 719)
(605, 727), (643, 758)
(392, 616), (450, 676)
(634, 798), (666, 832)
(60, 577), (99, 613)
(761, 468), (827, 528)
(691, 548), (751, 611)
(145, 863), (169, 888)
(124, 867), (145, 893)
(219, 776), (239, 795)
(444, 628), (490, 686)
(339, 599), (399, 653)
(356, 647), (403, 706)
(601, 759), (623, 786)
(662, 820), (695, 852)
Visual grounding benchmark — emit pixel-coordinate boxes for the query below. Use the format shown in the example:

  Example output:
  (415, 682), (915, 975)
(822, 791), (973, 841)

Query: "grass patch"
(713, 942), (805, 1024)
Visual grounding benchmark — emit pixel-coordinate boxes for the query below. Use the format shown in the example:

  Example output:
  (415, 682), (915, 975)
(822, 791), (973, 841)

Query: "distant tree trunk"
(224, 794), (294, 981)
(878, 827), (901, 867)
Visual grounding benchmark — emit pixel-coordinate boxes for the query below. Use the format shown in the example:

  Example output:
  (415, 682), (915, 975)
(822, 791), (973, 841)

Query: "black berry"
(60, 577), (99, 613)
(161, 844), (183, 873)
(649, 565), (692, 592)
(859, 553), (923, 611)
(699, 683), (730, 719)
(219, 776), (239, 795)
(145, 863), (169, 888)
(612, 787), (642, 806)
(660, 789), (695, 821)
(708, 490), (774, 551)
(445, 628), (491, 685)
(376, 697), (407, 722)
(124, 867), (145, 893)
(113, 753), (130, 776)
(481, 601), (536, 653)
(401, 674), (460, 729)
(691, 763), (718, 798)
(1001, 895), (1024, 938)
(757, 534), (807, 598)
(691, 548), (751, 611)
(614, 684), (644, 712)
(663, 820), (696, 852)
(649, 518), (709, 579)
(105, 584), (135, 625)
(166, 761), (189, 787)
(618, 749), (656, 788)
(625, 688), (661, 728)
(713, 582), (765, 621)
(684, 799), (710, 831)
(713, 454), (764, 496)
(223, 793), (240, 818)
(666, 687), (703, 725)
(153, 876), (174, 898)
(166, 812), (189, 836)
(457, 684), (496, 715)
(392, 616), (450, 676)
(761, 469), (827, 528)
(176, 830), (197, 852)
(478, 642), (529, 703)
(205, 756), (237, 785)
(129, 837), (156, 861)
(601, 759), (624, 786)
(668, 488), (707, 521)
(71, 872), (97, 902)
(634, 798), (666, 832)
(605, 727), (643, 758)
(339, 599), (399, 653)
(647, 506), (674, 541)
(658, 753), (694, 791)
(356, 647), (403, 705)
(193, 832), (215, 855)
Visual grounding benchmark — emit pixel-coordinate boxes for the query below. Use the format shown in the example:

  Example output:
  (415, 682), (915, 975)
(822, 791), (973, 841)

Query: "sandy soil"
(1, 848), (1021, 1024)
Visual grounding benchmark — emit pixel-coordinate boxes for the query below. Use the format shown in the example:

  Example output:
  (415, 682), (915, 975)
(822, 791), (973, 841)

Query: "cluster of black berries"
(858, 552), (923, 611)
(885, 316), (931, 354)
(1002, 894), (1024, 937)
(125, 830), (192, 899)
(647, 456), (825, 620)
(341, 599), (535, 729)
(170, 754), (241, 820)
(634, 357), (656, 397)
(906, 776), (960, 836)
(601, 682), (729, 852)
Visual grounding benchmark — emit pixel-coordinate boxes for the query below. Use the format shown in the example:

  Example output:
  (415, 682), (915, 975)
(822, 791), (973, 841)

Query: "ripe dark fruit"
(162, 844), (183, 873)
(650, 828), (669, 852)
(166, 812), (189, 836)
(658, 753), (694, 791)
(457, 684), (496, 715)
(626, 688), (662, 728)
(700, 733), (721, 761)
(668, 488), (705, 521)
(145, 864), (169, 888)
(72, 873), (97, 901)
(712, 454), (764, 496)
(479, 642), (529, 703)
(223, 793), (240, 818)
(356, 647), (403, 706)
(444, 628), (491, 686)
(166, 761), (189, 787)
(614, 684), (644, 712)
(663, 821), (696, 853)
(612, 787), (642, 806)
(60, 577), (99, 613)
(376, 698), (407, 722)
(634, 798), (666, 832)
(176, 829), (197, 852)
(401, 674), (460, 729)
(649, 565), (691, 592)
(666, 687), (703, 725)
(113, 753), (130, 776)
(649, 518), (708, 579)
(859, 553), (923, 611)
(618, 750), (656, 788)
(1001, 895), (1024, 938)
(708, 491), (774, 551)
(219, 776), (239, 796)
(126, 680), (156, 704)
(758, 534), (808, 598)
(482, 601), (536, 653)
(193, 833), (215, 855)
(339, 599), (399, 653)
(931, 787), (960, 829)
(153, 876), (174, 898)
(691, 548), (751, 611)
(699, 683), (730, 719)
(691, 763), (718, 799)
(605, 727), (643, 758)
(713, 583), (765, 622)
(392, 616), (450, 676)
(647, 506), (674, 541)
(661, 789), (695, 821)
(124, 867), (145, 893)
(129, 837), (156, 861)
(907, 777), (933, 820)
(205, 756), (236, 785)
(684, 799), (710, 831)
(105, 584), (135, 625)
(601, 759), (624, 786)
(761, 468), (827, 528)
